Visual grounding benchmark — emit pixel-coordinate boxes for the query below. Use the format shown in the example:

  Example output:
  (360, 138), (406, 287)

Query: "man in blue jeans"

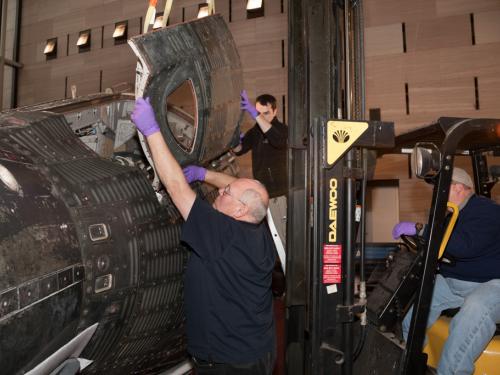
(131, 97), (276, 374)
(393, 167), (500, 375)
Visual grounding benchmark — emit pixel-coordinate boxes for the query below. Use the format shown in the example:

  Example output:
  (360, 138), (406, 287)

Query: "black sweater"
(235, 117), (288, 198)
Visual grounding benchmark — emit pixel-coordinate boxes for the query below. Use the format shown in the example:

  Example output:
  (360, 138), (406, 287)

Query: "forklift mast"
(286, 1), (394, 374)
(286, 1), (355, 373)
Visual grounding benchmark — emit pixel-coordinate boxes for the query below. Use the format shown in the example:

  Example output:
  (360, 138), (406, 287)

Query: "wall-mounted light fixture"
(113, 21), (128, 44)
(197, 3), (210, 18)
(247, 0), (262, 9)
(153, 12), (164, 29)
(247, 0), (264, 18)
(44, 38), (57, 60)
(77, 29), (91, 52)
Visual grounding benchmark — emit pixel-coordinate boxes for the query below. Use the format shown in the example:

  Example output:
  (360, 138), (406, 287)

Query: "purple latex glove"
(131, 97), (160, 137)
(392, 221), (417, 239)
(240, 90), (259, 120)
(183, 165), (207, 183)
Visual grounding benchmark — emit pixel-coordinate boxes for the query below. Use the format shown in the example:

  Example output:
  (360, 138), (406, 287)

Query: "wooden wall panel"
(230, 0), (247, 23)
(102, 63), (136, 93)
(405, 14), (470, 52)
(365, 0), (500, 133)
(51, 14), (87, 38)
(168, 6), (184, 24)
(479, 73), (500, 112)
(18, 65), (65, 104)
(122, 0), (149, 18)
(364, 0), (436, 28)
(410, 77), (475, 116)
(398, 179), (434, 222)
(67, 70), (101, 97)
(229, 21), (259, 46)
(254, 69), (286, 95)
(102, 24), (117, 49)
(373, 154), (409, 180)
(453, 155), (473, 173)
(365, 78), (406, 123)
(20, 19), (55, 46)
(255, 14), (287, 42)
(267, 0), (285, 16)
(365, 44), (500, 134)
(5, 1), (18, 60)
(365, 185), (399, 243)
(214, 0), (230, 20)
(475, 10), (500, 45)
(436, 0), (500, 17)
(365, 23), (404, 57)
(238, 40), (283, 71)
(183, 4), (199, 21)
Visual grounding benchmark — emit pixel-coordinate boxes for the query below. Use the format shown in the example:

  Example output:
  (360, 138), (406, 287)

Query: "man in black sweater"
(233, 91), (287, 198)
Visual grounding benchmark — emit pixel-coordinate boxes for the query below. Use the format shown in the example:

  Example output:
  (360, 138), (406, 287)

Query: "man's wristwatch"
(415, 222), (423, 233)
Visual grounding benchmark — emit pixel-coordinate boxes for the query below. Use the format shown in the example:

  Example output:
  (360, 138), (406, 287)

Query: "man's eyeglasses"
(223, 184), (247, 206)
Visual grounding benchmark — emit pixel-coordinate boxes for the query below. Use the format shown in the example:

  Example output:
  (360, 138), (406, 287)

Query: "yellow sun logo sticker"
(326, 120), (369, 165)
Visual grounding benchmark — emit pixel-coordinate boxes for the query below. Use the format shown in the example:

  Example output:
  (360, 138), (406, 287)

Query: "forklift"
(285, 1), (500, 374)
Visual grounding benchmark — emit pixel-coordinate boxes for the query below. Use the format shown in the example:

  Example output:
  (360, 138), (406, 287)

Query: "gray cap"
(452, 167), (473, 188)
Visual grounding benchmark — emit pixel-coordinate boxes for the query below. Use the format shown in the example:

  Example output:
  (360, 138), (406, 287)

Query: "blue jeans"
(403, 275), (500, 375)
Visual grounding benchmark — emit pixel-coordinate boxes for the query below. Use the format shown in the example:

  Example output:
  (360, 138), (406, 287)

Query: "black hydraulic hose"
(353, 324), (367, 360)
(354, 150), (369, 362)
(360, 150), (367, 285)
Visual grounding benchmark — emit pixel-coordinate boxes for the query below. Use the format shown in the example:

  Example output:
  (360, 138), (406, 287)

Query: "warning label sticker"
(323, 244), (342, 264)
(323, 264), (342, 284)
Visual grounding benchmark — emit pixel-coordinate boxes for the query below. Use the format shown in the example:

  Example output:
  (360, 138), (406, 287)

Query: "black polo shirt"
(181, 197), (276, 363)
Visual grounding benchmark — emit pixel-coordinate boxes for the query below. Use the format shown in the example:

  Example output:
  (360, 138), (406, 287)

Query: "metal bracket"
(320, 342), (345, 365)
(336, 303), (365, 323)
(343, 166), (364, 179)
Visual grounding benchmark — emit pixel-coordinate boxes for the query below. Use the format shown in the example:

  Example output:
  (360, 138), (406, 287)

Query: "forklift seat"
(423, 316), (500, 374)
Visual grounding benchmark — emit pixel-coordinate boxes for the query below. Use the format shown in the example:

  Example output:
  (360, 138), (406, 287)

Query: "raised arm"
(183, 165), (237, 189)
(131, 97), (195, 220)
(241, 90), (272, 133)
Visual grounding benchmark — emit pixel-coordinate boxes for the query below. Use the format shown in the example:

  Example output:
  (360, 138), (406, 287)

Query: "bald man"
(131, 98), (276, 375)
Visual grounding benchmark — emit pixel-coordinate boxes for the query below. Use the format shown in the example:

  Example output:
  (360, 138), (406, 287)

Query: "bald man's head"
(213, 178), (269, 223)
(237, 178), (269, 222)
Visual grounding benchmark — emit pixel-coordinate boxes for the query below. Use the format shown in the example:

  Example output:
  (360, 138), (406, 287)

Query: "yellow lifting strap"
(143, 0), (158, 34)
(162, 0), (174, 28)
(208, 0), (215, 15)
(438, 202), (459, 259)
